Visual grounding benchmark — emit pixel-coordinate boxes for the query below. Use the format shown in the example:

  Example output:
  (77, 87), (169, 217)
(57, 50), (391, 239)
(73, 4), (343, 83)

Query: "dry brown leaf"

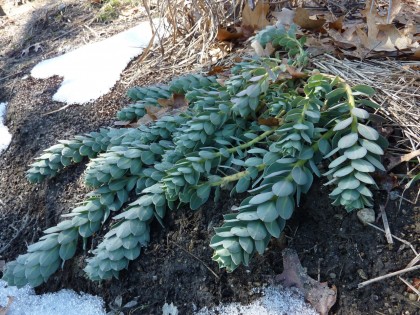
(293, 7), (326, 31)
(145, 106), (159, 121)
(374, 172), (399, 192)
(329, 16), (344, 31)
(157, 98), (173, 107)
(0, 297), (13, 315)
(216, 27), (243, 41)
(360, 0), (418, 52)
(208, 42), (233, 63)
(304, 36), (336, 56)
(275, 249), (337, 315)
(251, 41), (275, 57)
(407, 278), (420, 293)
(258, 117), (279, 126)
(242, 1), (270, 31)
(285, 64), (308, 78)
(362, 0), (402, 25)
(172, 93), (187, 109)
(208, 65), (229, 76)
(327, 27), (360, 49)
(412, 47), (420, 60)
(386, 149), (420, 171)
(157, 94), (188, 109)
(272, 8), (295, 27)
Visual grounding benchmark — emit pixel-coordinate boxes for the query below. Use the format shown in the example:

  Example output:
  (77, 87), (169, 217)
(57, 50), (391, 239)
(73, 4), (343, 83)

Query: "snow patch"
(0, 280), (105, 315)
(0, 102), (12, 154)
(31, 19), (167, 105)
(196, 286), (318, 315)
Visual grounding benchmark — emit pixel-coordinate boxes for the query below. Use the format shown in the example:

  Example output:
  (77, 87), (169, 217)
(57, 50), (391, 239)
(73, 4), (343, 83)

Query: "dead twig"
(366, 222), (418, 256)
(41, 104), (74, 116)
(379, 204), (393, 244)
(406, 253), (420, 269)
(0, 215), (32, 255)
(358, 265), (420, 289)
(168, 240), (219, 279)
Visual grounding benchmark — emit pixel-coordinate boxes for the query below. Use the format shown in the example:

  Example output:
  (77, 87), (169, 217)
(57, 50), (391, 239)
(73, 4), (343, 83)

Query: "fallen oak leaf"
(207, 65), (229, 76)
(172, 93), (188, 109)
(258, 117), (279, 126)
(251, 40), (275, 57)
(272, 8), (295, 27)
(158, 94), (188, 109)
(275, 248), (337, 315)
(157, 98), (173, 107)
(373, 172), (399, 192)
(216, 27), (243, 42)
(360, 0), (418, 52)
(145, 106), (159, 121)
(293, 7), (326, 31)
(410, 47), (420, 60)
(242, 0), (270, 31)
(285, 64), (308, 79)
(328, 15), (344, 31)
(362, 0), (402, 25)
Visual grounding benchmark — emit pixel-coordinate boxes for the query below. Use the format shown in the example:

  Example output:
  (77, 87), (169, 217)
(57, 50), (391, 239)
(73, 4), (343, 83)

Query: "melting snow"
(0, 280), (105, 315)
(0, 102), (12, 154)
(196, 286), (318, 315)
(31, 19), (167, 105)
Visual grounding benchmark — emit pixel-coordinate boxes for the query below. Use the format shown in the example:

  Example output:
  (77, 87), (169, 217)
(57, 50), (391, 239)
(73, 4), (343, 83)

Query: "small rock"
(408, 293), (417, 301)
(329, 273), (336, 279)
(357, 269), (368, 280)
(357, 208), (375, 225)
(123, 300), (138, 308)
(389, 191), (400, 200)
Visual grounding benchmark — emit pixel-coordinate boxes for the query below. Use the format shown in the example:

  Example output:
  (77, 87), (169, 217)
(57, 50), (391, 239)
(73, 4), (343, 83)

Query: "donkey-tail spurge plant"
(2, 25), (387, 287)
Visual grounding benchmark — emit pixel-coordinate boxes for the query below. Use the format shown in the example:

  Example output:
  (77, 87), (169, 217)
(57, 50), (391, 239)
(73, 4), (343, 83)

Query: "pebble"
(357, 269), (368, 280)
(357, 208), (375, 225)
(408, 293), (417, 301)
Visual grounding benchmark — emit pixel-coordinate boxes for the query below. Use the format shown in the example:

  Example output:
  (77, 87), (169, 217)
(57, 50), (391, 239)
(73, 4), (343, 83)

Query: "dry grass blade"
(123, 0), (238, 84)
(357, 264), (420, 289)
(399, 276), (420, 299)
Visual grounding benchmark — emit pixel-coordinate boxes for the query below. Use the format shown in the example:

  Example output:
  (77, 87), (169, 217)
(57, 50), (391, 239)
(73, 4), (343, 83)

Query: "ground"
(0, 1), (419, 314)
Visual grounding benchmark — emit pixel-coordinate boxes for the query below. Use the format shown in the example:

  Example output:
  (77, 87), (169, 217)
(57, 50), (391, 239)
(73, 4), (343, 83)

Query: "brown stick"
(358, 265), (420, 289)
(168, 240), (219, 279)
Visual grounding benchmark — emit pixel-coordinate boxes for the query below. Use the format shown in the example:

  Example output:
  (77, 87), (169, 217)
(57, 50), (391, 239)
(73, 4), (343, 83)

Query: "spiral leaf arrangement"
(2, 25), (387, 287)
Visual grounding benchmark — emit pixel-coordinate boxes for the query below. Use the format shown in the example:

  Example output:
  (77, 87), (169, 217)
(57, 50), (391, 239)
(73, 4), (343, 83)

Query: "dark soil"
(0, 1), (419, 315)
